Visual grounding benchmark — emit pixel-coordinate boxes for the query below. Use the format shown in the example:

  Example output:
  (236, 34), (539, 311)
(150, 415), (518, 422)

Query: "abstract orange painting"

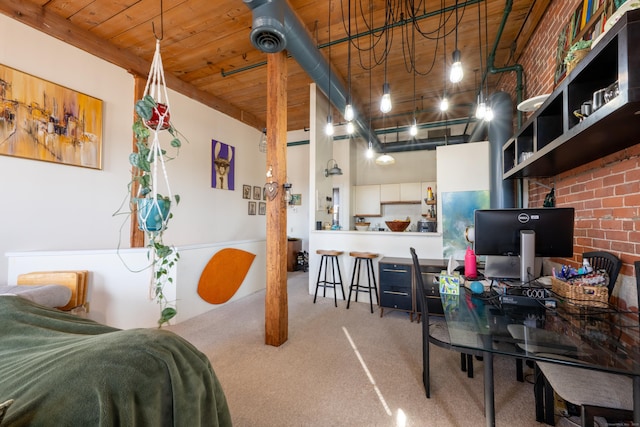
(0, 63), (103, 169)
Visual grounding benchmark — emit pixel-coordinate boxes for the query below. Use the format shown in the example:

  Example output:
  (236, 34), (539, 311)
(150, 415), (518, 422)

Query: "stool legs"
(347, 257), (379, 313)
(314, 255), (345, 307)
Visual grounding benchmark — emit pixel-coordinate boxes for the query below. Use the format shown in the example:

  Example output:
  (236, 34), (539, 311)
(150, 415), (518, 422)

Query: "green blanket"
(0, 296), (232, 426)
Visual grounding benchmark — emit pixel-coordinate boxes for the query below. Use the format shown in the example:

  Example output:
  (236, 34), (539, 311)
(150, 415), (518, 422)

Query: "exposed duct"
(243, 0), (382, 149)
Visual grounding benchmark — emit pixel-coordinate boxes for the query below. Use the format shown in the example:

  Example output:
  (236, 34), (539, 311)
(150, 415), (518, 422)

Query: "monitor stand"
(520, 230), (536, 284)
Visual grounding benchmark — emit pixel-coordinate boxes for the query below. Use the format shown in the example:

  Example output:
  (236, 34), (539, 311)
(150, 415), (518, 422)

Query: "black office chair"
(533, 260), (638, 426)
(410, 247), (481, 397)
(583, 251), (623, 296)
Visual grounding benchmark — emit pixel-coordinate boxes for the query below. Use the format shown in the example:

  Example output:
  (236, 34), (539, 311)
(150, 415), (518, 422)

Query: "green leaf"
(158, 307), (177, 325)
(135, 100), (153, 121)
(170, 137), (181, 148)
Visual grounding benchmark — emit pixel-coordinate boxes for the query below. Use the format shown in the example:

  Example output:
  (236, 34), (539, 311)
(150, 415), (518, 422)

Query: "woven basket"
(551, 276), (608, 310)
(566, 48), (590, 74)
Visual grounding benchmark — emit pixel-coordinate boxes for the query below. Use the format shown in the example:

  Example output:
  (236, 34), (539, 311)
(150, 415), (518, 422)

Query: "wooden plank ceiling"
(0, 0), (547, 137)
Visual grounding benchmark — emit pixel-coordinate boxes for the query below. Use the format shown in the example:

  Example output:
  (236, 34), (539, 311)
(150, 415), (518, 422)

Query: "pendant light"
(379, 1), (392, 113)
(409, 23), (418, 138)
(366, 141), (374, 159)
(344, 0), (355, 122)
(325, 0), (334, 136)
(474, 1), (486, 120)
(483, 0), (493, 122)
(375, 115), (394, 165)
(440, 16), (449, 112)
(449, 1), (463, 84)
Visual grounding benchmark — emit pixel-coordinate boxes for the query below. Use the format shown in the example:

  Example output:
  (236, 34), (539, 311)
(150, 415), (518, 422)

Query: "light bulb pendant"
(450, 50), (463, 83)
(440, 97), (449, 112)
(485, 107), (494, 122)
(409, 118), (418, 137)
(380, 82), (392, 113)
(346, 121), (355, 134)
(344, 103), (354, 122)
(325, 115), (334, 136)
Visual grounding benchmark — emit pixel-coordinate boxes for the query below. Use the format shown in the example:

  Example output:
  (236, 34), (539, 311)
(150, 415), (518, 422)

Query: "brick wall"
(498, 0), (640, 281)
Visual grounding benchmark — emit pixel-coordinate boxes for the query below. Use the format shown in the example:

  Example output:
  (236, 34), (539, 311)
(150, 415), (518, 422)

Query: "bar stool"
(347, 252), (379, 313)
(313, 250), (345, 307)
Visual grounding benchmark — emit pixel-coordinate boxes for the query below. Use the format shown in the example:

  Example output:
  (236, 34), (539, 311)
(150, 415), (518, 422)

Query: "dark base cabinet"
(379, 257), (447, 321)
(379, 262), (412, 314)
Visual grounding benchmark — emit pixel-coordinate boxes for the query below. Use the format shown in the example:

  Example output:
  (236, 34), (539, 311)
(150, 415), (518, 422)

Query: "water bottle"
(465, 246), (477, 279)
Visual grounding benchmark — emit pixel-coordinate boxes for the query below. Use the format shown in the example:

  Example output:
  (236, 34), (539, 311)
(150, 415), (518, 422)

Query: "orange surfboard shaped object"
(197, 248), (256, 304)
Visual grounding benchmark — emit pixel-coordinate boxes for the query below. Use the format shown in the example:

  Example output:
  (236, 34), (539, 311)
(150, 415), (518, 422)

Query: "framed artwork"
(212, 140), (235, 190)
(0, 63), (103, 169)
(262, 187), (267, 200)
(290, 194), (302, 206)
(253, 186), (261, 200)
(258, 202), (266, 215)
(441, 190), (490, 260)
(248, 201), (257, 215)
(242, 185), (251, 199)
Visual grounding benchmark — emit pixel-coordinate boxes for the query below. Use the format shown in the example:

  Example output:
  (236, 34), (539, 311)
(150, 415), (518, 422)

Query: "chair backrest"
(410, 247), (429, 318)
(583, 251), (622, 297)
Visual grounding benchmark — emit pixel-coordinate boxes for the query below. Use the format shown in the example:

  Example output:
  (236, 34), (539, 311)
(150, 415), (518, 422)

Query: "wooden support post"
(130, 75), (146, 248)
(265, 50), (288, 347)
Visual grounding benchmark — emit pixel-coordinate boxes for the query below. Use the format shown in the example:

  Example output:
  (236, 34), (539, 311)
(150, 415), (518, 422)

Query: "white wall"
(0, 16), (266, 289)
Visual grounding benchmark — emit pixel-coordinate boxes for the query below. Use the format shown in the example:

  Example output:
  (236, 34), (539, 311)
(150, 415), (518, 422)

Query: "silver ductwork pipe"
(243, 0), (382, 148)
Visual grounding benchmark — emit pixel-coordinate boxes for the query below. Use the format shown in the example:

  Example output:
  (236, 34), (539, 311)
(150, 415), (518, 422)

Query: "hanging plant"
(115, 39), (187, 327)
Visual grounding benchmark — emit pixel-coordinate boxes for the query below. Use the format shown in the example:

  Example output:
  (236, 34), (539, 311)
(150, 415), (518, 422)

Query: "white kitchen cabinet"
(380, 184), (400, 203)
(400, 182), (421, 202)
(354, 185), (381, 216)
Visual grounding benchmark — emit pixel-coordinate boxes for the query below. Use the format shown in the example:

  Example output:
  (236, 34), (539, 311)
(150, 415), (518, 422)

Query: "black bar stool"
(346, 252), (379, 313)
(313, 250), (345, 307)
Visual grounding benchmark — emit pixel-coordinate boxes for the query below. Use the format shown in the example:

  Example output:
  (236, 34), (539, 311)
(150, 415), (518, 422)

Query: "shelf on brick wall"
(503, 9), (640, 179)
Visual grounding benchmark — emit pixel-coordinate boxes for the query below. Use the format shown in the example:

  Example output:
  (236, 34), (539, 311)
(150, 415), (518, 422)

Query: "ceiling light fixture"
(344, 0), (355, 122)
(449, 1), (463, 84)
(474, 2), (486, 120)
(380, 82), (392, 113)
(324, 159), (343, 177)
(375, 153), (395, 165)
(325, 115), (334, 136)
(440, 18), (449, 112)
(346, 121), (355, 134)
(380, 2), (392, 114)
(366, 141), (374, 159)
(409, 118), (418, 137)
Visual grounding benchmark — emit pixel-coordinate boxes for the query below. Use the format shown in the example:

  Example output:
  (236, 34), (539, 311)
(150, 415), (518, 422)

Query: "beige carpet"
(169, 271), (548, 427)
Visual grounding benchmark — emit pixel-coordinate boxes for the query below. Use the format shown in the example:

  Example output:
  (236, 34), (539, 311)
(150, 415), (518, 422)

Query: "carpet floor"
(169, 271), (548, 427)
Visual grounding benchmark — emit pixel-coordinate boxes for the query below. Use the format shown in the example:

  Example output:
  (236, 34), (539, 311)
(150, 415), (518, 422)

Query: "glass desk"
(441, 287), (640, 427)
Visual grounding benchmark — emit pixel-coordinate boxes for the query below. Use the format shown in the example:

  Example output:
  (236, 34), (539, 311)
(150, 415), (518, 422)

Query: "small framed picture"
(290, 194), (302, 205)
(258, 201), (266, 215)
(242, 185), (251, 199)
(253, 186), (261, 200)
(262, 187), (267, 200)
(248, 201), (257, 215)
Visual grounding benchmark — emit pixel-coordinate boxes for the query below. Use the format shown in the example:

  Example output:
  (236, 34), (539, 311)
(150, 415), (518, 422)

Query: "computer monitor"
(474, 208), (575, 283)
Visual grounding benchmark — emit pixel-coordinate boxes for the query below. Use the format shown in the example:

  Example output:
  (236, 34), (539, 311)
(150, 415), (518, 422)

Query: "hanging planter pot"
(137, 197), (171, 232)
(145, 102), (171, 131)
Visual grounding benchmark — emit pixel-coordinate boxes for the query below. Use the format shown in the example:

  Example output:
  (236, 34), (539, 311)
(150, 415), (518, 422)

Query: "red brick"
(624, 193), (640, 206)
(602, 196), (625, 208)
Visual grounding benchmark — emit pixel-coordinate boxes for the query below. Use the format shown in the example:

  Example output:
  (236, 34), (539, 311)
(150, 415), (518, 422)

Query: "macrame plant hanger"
(138, 2), (173, 234)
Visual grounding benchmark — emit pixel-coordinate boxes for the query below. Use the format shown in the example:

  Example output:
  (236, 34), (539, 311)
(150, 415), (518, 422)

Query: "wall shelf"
(503, 9), (640, 179)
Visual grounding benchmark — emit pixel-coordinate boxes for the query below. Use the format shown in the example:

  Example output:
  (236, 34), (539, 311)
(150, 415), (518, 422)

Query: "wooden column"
(265, 50), (288, 346)
(130, 75), (146, 248)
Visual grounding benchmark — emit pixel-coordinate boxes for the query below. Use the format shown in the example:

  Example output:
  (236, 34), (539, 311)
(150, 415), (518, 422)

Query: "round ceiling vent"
(250, 17), (286, 53)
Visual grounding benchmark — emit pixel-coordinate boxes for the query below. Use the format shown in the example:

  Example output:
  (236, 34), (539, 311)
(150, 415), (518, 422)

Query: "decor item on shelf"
(324, 159), (343, 177)
(385, 219), (411, 232)
(517, 94), (550, 112)
(355, 221), (370, 231)
(564, 39), (592, 74)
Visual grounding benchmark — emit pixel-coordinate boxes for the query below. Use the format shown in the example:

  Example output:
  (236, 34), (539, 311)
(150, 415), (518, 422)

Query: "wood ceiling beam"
(0, 0), (265, 130)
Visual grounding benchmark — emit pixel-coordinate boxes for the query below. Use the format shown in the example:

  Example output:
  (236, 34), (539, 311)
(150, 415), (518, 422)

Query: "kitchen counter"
(308, 229), (444, 301)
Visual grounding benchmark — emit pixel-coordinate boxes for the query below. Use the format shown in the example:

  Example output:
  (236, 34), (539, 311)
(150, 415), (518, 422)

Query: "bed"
(0, 294), (232, 426)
